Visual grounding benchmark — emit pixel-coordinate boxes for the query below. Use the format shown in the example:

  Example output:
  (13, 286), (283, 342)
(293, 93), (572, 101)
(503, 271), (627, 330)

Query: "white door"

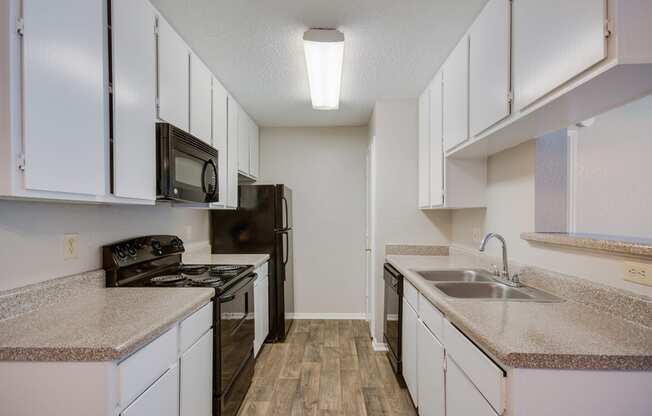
(469, 0), (511, 137)
(121, 365), (179, 416)
(180, 330), (213, 416)
(512, 0), (607, 110)
(254, 277), (263, 356)
(111, 0), (156, 201)
(226, 96), (239, 207)
(22, 0), (106, 196)
(443, 36), (469, 151)
(429, 71), (444, 207)
(401, 298), (418, 404)
(237, 106), (250, 175)
(249, 121), (259, 178)
(189, 53), (212, 144)
(212, 78), (228, 207)
(261, 274), (269, 342)
(417, 320), (445, 416)
(365, 138), (375, 324)
(446, 358), (498, 416)
(157, 16), (189, 131)
(417, 87), (430, 208)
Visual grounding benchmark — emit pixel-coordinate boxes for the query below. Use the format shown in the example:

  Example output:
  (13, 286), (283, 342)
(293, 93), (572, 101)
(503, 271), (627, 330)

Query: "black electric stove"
(102, 235), (255, 416)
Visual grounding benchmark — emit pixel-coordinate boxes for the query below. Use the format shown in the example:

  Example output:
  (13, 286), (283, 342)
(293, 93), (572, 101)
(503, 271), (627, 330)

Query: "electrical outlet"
(623, 260), (652, 287)
(472, 228), (483, 243)
(63, 234), (79, 260)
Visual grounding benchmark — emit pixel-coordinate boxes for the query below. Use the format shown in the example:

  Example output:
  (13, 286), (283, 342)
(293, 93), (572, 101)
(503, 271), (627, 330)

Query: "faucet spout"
(478, 233), (511, 282)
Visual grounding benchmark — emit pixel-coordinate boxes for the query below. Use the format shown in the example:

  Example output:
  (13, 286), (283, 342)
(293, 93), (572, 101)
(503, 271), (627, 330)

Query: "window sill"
(521, 232), (652, 259)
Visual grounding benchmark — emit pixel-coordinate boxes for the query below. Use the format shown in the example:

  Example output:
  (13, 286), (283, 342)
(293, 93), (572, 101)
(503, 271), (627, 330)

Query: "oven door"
(218, 274), (255, 395)
(383, 263), (403, 375)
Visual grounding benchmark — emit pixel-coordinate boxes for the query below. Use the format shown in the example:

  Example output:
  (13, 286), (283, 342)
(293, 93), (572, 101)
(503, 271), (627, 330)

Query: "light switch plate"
(63, 233), (79, 260)
(623, 260), (652, 287)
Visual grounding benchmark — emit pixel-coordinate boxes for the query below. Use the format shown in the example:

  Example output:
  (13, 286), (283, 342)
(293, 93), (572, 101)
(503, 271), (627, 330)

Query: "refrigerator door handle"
(282, 196), (289, 230)
(282, 231), (289, 266)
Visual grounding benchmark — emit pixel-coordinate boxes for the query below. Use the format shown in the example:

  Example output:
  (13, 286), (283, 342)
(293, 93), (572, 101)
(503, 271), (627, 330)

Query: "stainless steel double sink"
(414, 269), (563, 303)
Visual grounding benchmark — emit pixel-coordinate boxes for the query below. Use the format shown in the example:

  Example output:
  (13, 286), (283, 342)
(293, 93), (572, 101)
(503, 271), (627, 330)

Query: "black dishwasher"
(383, 263), (404, 384)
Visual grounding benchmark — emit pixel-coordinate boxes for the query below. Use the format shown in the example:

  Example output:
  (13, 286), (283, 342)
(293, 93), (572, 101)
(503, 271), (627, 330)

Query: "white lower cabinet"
(401, 297), (418, 404)
(254, 262), (269, 356)
(417, 319), (445, 416)
(180, 329), (213, 416)
(121, 365), (180, 416)
(447, 357), (497, 416)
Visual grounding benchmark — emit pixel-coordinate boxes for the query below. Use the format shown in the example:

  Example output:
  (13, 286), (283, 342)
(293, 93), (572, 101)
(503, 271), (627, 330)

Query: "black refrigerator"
(210, 184), (294, 342)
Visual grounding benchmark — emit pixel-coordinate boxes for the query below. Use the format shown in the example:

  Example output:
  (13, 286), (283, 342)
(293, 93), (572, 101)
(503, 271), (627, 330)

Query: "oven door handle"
(219, 274), (255, 302)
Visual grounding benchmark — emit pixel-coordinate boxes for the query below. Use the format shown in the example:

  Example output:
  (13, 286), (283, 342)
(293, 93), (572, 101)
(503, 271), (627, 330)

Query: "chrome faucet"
(479, 233), (521, 287)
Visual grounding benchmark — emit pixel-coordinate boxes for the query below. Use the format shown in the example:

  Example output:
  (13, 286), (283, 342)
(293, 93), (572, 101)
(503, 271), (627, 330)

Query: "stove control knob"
(171, 238), (182, 248)
(127, 246), (137, 257)
(151, 239), (161, 249)
(115, 247), (127, 259)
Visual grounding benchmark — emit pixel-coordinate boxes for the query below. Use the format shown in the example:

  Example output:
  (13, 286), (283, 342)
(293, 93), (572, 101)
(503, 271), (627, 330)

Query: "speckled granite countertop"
(0, 285), (214, 361)
(183, 253), (270, 268)
(386, 254), (652, 371)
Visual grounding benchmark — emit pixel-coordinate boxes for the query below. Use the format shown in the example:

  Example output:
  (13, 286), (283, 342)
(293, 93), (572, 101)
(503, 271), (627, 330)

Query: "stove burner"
(151, 274), (186, 284)
(210, 265), (243, 272)
(179, 265), (209, 275)
(189, 275), (225, 285)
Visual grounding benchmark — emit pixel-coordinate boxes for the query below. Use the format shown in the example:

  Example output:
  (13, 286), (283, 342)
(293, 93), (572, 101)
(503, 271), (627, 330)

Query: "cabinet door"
(429, 72), (444, 206)
(417, 87), (430, 208)
(469, 0), (511, 137)
(122, 365), (179, 416)
(261, 274), (269, 341)
(226, 96), (239, 207)
(254, 279), (263, 356)
(512, 0), (607, 110)
(180, 329), (213, 416)
(157, 16), (189, 131)
(443, 36), (469, 151)
(417, 320), (445, 416)
(111, 0), (156, 201)
(22, 0), (105, 195)
(401, 298), (418, 404)
(237, 106), (250, 175)
(249, 121), (259, 178)
(446, 358), (498, 416)
(189, 54), (212, 144)
(212, 78), (228, 207)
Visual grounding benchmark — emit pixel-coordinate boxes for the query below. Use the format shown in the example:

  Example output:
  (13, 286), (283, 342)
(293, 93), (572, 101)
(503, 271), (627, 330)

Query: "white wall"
(0, 201), (209, 291)
(258, 126), (368, 317)
(369, 99), (452, 341)
(571, 94), (652, 238)
(452, 140), (652, 298)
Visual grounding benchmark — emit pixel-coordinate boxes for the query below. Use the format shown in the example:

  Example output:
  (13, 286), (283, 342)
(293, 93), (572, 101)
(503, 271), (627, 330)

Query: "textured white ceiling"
(150, 0), (487, 127)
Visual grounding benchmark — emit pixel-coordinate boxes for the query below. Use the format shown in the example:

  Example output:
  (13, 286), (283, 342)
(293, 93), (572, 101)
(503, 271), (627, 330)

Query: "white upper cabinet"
(212, 78), (228, 207)
(249, 121), (259, 178)
(21, 0), (106, 196)
(443, 36), (470, 151)
(469, 0), (511, 137)
(226, 96), (239, 208)
(429, 72), (444, 207)
(512, 0), (607, 111)
(189, 53), (212, 144)
(237, 105), (250, 175)
(417, 87), (430, 208)
(157, 16), (189, 131)
(111, 0), (156, 201)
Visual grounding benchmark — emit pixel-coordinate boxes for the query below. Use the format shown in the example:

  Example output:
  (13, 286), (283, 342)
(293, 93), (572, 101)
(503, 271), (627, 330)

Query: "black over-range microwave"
(156, 123), (219, 203)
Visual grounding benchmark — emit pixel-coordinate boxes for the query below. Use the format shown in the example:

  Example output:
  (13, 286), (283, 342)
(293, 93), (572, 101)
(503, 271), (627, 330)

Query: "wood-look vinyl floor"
(238, 320), (417, 416)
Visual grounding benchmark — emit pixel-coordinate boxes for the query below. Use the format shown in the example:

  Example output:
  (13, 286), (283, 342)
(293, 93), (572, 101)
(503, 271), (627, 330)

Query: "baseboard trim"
(289, 313), (367, 320)
(372, 340), (388, 352)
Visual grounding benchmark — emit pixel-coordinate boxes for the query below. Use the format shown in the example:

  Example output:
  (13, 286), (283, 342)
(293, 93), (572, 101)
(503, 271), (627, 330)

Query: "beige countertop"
(386, 254), (652, 371)
(0, 286), (214, 361)
(183, 252), (270, 268)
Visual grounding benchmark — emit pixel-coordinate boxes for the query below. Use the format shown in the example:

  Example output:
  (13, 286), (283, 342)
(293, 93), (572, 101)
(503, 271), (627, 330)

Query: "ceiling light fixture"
(303, 28), (344, 111)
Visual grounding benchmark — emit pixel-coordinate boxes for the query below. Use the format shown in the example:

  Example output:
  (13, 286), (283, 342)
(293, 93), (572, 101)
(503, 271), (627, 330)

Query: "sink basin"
(415, 269), (495, 283)
(433, 282), (564, 303)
